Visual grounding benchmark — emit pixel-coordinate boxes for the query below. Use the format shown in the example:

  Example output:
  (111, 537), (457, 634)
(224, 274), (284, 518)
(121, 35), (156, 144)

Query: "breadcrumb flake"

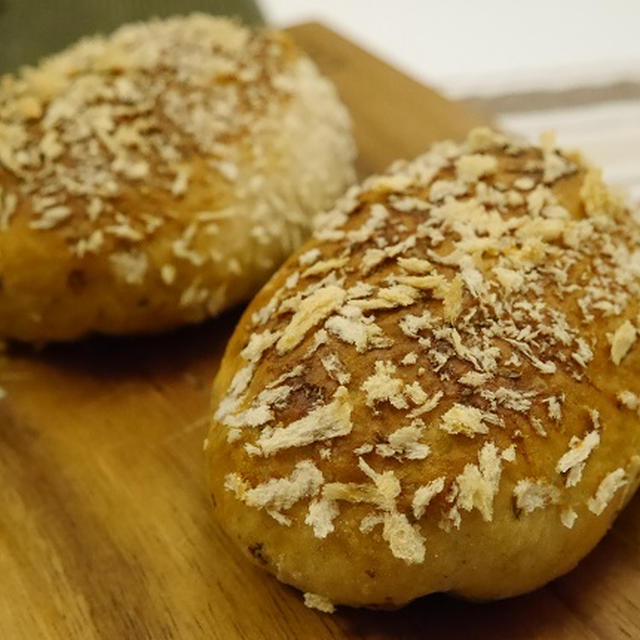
(304, 592), (335, 613)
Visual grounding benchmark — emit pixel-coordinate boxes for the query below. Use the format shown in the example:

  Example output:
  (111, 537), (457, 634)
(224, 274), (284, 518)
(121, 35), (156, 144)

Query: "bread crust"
(207, 128), (640, 608)
(0, 14), (355, 341)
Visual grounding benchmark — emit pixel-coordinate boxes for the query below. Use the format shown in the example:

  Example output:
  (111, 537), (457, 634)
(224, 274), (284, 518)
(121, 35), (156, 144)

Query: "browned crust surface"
(207, 128), (640, 608)
(0, 14), (355, 341)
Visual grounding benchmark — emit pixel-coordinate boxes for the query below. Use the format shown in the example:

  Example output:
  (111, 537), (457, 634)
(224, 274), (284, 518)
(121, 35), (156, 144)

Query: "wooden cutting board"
(1, 22), (637, 640)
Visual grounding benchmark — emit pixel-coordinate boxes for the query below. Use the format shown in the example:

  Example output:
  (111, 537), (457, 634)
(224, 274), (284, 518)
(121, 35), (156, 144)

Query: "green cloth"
(0, 0), (263, 74)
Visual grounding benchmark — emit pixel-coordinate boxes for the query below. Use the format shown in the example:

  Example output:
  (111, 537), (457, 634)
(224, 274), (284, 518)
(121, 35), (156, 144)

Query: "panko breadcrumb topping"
(0, 14), (355, 318)
(214, 127), (640, 569)
(303, 592), (335, 613)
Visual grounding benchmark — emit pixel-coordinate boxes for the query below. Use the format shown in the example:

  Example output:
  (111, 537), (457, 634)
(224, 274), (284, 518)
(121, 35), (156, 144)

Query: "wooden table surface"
(1, 22), (638, 640)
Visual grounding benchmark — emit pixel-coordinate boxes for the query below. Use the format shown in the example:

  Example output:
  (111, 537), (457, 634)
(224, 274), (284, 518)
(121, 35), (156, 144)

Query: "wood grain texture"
(0, 22), (638, 640)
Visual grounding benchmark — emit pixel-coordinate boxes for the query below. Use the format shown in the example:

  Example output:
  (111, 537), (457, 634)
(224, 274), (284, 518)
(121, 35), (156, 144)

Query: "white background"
(261, 0), (640, 97)
(262, 1), (640, 204)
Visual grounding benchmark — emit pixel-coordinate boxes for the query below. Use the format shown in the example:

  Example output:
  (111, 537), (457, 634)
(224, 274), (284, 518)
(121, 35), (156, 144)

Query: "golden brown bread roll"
(206, 127), (640, 611)
(0, 14), (355, 341)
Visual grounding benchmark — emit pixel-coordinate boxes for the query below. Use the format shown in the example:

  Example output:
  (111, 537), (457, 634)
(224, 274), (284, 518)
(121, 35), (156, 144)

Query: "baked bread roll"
(206, 127), (640, 610)
(0, 14), (355, 341)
